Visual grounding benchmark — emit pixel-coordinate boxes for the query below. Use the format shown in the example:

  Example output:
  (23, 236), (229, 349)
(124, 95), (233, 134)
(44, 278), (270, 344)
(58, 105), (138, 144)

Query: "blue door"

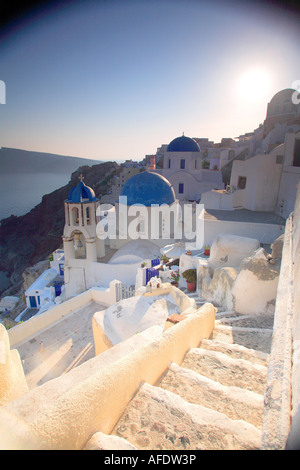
(29, 296), (37, 308)
(54, 284), (61, 297)
(146, 267), (159, 284)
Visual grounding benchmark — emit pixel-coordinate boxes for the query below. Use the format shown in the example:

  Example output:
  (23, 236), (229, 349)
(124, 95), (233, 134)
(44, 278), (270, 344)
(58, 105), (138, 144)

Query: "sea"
(0, 171), (72, 221)
(0, 171), (72, 293)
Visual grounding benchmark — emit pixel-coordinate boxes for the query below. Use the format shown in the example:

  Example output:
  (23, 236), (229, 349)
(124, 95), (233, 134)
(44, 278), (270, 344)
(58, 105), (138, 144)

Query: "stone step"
(112, 382), (261, 450)
(215, 310), (237, 318)
(215, 313), (274, 330)
(199, 338), (269, 366)
(158, 362), (264, 428)
(181, 348), (267, 394)
(211, 323), (273, 354)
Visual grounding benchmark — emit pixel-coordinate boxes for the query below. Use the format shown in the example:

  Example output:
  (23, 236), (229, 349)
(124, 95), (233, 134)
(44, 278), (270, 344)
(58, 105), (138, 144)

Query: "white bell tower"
(63, 175), (103, 263)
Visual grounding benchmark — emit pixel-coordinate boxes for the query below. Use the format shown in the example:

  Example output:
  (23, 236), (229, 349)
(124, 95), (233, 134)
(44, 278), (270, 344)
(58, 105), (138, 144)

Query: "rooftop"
(167, 135), (201, 153)
(120, 171), (176, 206)
(204, 209), (286, 225)
(66, 181), (98, 204)
(16, 300), (106, 390)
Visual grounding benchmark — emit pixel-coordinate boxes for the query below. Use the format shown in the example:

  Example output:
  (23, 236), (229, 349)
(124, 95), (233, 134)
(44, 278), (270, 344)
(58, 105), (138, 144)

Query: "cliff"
(0, 161), (118, 296)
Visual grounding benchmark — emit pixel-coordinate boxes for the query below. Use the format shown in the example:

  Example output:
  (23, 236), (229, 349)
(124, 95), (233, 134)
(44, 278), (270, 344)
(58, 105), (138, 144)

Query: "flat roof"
(16, 300), (106, 390)
(25, 268), (58, 293)
(204, 209), (286, 225)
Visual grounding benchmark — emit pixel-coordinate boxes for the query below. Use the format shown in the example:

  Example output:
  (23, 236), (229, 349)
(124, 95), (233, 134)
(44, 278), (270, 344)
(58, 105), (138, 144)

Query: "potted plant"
(161, 255), (168, 265)
(182, 269), (197, 292)
(204, 245), (210, 256)
(170, 270), (180, 287)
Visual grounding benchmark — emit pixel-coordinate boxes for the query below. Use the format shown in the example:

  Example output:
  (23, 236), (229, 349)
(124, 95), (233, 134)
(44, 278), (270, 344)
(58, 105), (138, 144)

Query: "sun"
(236, 67), (271, 102)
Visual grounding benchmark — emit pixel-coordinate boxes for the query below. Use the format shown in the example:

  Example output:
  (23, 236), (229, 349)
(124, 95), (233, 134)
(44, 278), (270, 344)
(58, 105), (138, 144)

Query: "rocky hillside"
(0, 161), (118, 296)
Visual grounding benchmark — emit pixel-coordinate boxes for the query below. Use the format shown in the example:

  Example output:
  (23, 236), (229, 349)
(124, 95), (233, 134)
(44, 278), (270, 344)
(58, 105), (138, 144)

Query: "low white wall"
(0, 303), (215, 450)
(261, 214), (294, 449)
(64, 258), (141, 298)
(8, 284), (118, 349)
(201, 190), (236, 211)
(198, 218), (283, 247)
(261, 182), (300, 449)
(282, 184), (300, 450)
(92, 284), (197, 356)
(0, 324), (29, 406)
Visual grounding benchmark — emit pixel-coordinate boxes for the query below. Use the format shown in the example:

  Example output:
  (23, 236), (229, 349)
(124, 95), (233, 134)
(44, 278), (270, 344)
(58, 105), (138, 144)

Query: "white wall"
(155, 164), (224, 201)
(64, 257), (143, 298)
(196, 214), (284, 248)
(277, 169), (300, 219)
(201, 190), (235, 211)
(230, 152), (283, 212)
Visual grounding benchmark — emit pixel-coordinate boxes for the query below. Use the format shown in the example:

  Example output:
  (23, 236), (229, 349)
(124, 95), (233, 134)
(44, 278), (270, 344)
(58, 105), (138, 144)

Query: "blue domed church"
(109, 170), (180, 251)
(154, 134), (223, 202)
(120, 171), (176, 207)
(62, 171), (182, 298)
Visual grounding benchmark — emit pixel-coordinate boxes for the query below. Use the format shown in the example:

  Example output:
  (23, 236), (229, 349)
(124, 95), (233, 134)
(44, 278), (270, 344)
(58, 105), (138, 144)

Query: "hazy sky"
(0, 0), (299, 161)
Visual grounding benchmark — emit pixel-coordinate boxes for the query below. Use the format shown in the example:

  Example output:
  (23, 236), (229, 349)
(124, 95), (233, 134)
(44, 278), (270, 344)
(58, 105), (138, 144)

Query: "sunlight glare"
(237, 67), (271, 102)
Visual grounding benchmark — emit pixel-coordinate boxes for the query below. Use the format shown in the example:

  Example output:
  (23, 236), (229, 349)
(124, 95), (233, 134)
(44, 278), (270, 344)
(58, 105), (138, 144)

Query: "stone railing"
(262, 184), (300, 450)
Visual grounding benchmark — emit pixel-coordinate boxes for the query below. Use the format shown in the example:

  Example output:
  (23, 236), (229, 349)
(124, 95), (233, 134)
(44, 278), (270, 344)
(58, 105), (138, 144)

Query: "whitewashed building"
(154, 134), (224, 202)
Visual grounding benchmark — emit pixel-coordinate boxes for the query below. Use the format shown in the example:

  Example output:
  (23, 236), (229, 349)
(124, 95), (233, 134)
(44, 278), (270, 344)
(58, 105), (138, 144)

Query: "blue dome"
(66, 181), (98, 203)
(167, 135), (200, 152)
(120, 172), (176, 207)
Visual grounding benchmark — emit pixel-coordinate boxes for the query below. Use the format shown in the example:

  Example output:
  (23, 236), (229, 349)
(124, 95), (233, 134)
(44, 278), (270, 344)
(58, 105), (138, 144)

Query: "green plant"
(170, 270), (180, 283)
(182, 269), (196, 283)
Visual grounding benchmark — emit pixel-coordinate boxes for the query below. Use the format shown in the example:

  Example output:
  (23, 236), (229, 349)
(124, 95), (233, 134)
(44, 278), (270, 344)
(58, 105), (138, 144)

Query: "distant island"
(0, 147), (104, 221)
(0, 147), (102, 174)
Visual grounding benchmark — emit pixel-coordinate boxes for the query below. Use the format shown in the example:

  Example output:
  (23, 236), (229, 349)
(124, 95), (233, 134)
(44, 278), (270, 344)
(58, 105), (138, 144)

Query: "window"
(237, 176), (247, 190)
(179, 183), (184, 194)
(72, 207), (79, 225)
(276, 155), (283, 164)
(86, 206), (91, 225)
(293, 140), (300, 167)
(168, 159), (171, 168)
(180, 159), (185, 169)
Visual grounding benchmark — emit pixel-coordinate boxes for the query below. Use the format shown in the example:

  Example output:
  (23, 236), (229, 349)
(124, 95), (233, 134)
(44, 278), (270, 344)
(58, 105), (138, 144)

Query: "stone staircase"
(98, 289), (274, 450)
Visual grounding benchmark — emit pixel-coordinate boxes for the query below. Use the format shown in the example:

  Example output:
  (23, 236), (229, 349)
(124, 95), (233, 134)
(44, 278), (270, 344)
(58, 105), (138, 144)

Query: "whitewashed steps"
(181, 347), (267, 394)
(199, 338), (269, 367)
(158, 362), (264, 429)
(211, 324), (273, 354)
(101, 289), (274, 451)
(112, 382), (261, 450)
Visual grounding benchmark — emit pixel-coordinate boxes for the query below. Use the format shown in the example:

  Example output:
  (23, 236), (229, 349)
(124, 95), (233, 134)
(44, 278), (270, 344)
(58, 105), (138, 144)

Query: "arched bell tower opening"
(63, 175), (102, 263)
(73, 230), (86, 259)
